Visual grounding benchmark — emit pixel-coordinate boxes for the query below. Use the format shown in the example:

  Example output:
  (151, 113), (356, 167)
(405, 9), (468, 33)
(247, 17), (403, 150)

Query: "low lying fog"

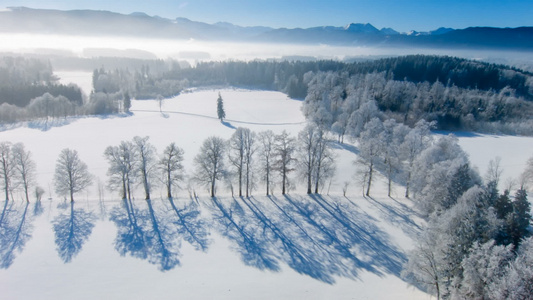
(1, 33), (532, 69)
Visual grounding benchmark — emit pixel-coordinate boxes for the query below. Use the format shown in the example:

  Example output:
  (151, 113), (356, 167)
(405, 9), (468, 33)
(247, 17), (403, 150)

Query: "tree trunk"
(211, 171), (216, 198)
(167, 169), (172, 199)
(366, 163), (373, 197)
(282, 169), (286, 195)
(405, 171), (411, 198)
(307, 170), (312, 194)
(266, 169), (270, 196)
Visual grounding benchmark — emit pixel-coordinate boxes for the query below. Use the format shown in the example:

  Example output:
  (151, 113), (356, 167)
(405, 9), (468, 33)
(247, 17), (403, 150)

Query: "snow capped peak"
(343, 23), (380, 34)
(380, 27), (399, 35)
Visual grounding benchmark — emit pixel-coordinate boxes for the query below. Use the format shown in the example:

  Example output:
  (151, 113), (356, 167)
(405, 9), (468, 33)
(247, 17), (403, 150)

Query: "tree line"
(2, 54), (532, 134)
(90, 55), (533, 134)
(0, 56), (134, 124)
(302, 71), (533, 134)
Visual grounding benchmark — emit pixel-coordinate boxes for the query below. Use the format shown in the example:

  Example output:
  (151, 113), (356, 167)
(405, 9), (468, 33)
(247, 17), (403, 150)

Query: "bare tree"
(312, 127), (335, 194)
(258, 130), (275, 196)
(0, 142), (14, 201)
(521, 155), (533, 190)
(194, 136), (226, 197)
(274, 131), (296, 195)
(133, 136), (157, 200)
(54, 148), (93, 202)
(485, 156), (503, 187)
(298, 125), (318, 194)
(159, 143), (185, 199)
(228, 128), (256, 197)
(228, 128), (246, 197)
(104, 140), (138, 200)
(243, 129), (256, 197)
(357, 118), (383, 197)
(379, 119), (408, 197)
(12, 143), (36, 203)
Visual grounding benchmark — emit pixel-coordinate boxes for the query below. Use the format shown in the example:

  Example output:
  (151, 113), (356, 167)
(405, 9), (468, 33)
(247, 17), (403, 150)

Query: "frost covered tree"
(0, 142), (14, 201)
(453, 240), (514, 300)
(273, 131), (296, 195)
(258, 130), (276, 196)
(12, 143), (36, 203)
(488, 236), (533, 300)
(508, 189), (531, 248)
(104, 140), (137, 200)
(379, 119), (408, 197)
(54, 148), (93, 202)
(400, 120), (433, 198)
(194, 136), (226, 197)
(405, 186), (500, 299)
(403, 227), (445, 300)
(411, 134), (481, 217)
(217, 92), (226, 122)
(347, 99), (381, 138)
(133, 136), (157, 200)
(485, 156), (503, 188)
(123, 92), (131, 113)
(356, 118), (383, 197)
(159, 143), (185, 199)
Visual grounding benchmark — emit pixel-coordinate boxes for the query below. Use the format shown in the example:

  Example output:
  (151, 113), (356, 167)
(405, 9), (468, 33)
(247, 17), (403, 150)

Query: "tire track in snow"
(130, 109), (306, 126)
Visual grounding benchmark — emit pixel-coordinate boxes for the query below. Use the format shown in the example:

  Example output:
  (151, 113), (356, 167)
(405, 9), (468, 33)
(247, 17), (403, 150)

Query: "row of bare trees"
(0, 142), (38, 203)
(193, 126), (335, 198)
(0, 126), (336, 203)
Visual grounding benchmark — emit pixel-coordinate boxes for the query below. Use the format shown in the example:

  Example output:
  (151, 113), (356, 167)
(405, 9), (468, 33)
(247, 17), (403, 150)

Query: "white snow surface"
(6, 71), (531, 300)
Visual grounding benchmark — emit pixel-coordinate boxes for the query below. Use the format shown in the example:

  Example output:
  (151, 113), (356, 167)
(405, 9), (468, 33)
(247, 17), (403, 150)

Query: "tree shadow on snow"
(362, 196), (422, 238)
(221, 120), (236, 129)
(204, 194), (407, 284)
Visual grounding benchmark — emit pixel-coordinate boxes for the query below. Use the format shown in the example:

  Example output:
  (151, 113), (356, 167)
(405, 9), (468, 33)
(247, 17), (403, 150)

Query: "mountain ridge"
(1, 7), (532, 50)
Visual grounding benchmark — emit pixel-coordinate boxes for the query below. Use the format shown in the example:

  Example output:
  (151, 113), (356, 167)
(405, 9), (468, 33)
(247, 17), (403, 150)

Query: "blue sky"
(1, 0), (532, 32)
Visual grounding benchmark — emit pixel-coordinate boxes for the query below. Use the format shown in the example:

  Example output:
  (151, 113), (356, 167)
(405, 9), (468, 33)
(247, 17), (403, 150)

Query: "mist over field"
(2, 32), (532, 70)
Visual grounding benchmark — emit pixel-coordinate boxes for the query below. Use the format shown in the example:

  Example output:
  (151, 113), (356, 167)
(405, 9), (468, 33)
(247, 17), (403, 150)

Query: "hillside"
(0, 7), (532, 50)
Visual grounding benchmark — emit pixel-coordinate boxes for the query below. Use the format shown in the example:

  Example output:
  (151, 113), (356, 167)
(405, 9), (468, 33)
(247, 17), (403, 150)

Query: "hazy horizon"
(1, 0), (532, 32)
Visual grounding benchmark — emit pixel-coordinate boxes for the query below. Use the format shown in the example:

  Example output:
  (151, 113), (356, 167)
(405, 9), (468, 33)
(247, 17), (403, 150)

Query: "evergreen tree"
(509, 189), (531, 248)
(123, 92), (131, 113)
(217, 92), (226, 122)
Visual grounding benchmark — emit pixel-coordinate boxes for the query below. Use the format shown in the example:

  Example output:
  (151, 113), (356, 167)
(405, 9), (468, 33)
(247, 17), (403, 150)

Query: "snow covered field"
(1, 72), (532, 299)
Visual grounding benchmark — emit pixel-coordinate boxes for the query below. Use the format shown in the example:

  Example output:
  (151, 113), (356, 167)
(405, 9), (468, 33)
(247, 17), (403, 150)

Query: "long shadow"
(167, 197), (210, 252)
(241, 196), (336, 283)
(308, 194), (407, 276)
(0, 202), (34, 269)
(52, 201), (96, 263)
(206, 196), (279, 271)
(33, 200), (44, 217)
(109, 198), (148, 261)
(143, 199), (180, 271)
(110, 198), (181, 271)
(221, 120), (236, 129)
(280, 195), (377, 278)
(362, 196), (421, 237)
(329, 141), (359, 155)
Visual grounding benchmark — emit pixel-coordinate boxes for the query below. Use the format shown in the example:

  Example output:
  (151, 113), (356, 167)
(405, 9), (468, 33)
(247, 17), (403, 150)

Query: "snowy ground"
(2, 72), (532, 299)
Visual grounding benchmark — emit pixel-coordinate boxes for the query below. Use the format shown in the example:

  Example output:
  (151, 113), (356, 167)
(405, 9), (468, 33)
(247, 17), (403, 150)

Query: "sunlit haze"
(1, 0), (532, 32)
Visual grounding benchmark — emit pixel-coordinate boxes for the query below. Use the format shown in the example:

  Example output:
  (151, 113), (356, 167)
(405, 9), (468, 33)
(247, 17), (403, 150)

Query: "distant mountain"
(0, 7), (532, 51)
